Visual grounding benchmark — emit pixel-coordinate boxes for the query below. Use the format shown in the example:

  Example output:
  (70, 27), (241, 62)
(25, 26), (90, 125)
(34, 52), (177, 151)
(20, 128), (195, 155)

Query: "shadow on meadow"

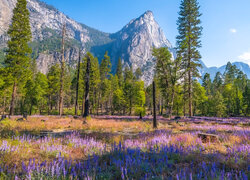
(0, 141), (248, 179)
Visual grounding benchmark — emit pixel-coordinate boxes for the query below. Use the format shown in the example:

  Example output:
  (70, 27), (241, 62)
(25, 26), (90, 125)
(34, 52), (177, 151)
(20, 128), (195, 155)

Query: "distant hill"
(200, 61), (250, 80)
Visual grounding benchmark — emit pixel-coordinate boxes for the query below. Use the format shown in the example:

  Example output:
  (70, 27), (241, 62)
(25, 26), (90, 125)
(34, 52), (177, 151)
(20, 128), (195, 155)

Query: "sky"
(42, 0), (250, 67)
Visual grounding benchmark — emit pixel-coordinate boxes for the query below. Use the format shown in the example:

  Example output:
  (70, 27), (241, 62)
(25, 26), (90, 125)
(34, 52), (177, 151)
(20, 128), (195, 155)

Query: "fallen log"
(198, 133), (219, 143)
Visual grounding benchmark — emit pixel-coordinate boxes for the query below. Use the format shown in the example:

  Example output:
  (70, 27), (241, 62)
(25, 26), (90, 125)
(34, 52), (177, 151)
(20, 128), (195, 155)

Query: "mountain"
(0, 0), (249, 85)
(0, 0), (173, 85)
(91, 11), (174, 84)
(200, 61), (250, 80)
(0, 0), (113, 72)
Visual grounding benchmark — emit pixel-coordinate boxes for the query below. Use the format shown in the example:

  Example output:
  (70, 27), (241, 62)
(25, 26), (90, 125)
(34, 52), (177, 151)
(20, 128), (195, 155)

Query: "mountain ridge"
(0, 0), (249, 85)
(201, 61), (250, 80)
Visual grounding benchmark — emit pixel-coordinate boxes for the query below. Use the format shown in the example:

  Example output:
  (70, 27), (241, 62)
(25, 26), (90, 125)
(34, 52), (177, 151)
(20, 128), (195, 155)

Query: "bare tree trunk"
(9, 80), (17, 116)
(188, 34), (193, 117)
(129, 99), (132, 115)
(188, 70), (192, 117)
(97, 92), (100, 115)
(169, 87), (176, 118)
(153, 81), (157, 128)
(75, 49), (81, 115)
(3, 96), (6, 115)
(81, 99), (84, 116)
(29, 104), (33, 115)
(161, 99), (164, 115)
(59, 24), (66, 116)
(183, 74), (187, 116)
(83, 56), (90, 118)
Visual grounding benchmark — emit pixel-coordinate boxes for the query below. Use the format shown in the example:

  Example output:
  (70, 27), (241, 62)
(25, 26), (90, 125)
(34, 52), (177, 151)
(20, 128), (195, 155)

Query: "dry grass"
(1, 116), (157, 133)
(0, 116), (249, 167)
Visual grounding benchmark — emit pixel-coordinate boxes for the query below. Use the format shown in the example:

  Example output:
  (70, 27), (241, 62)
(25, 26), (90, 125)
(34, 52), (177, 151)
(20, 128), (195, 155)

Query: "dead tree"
(83, 55), (90, 118)
(75, 49), (81, 115)
(59, 24), (66, 116)
(153, 81), (157, 128)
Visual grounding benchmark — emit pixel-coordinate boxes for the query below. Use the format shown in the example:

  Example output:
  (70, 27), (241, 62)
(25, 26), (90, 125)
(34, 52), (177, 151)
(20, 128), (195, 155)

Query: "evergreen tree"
(82, 52), (101, 115)
(112, 74), (125, 115)
(212, 91), (226, 117)
(111, 75), (125, 114)
(123, 66), (134, 115)
(134, 81), (146, 119)
(47, 64), (61, 114)
(202, 73), (212, 96)
(83, 54), (90, 118)
(100, 51), (111, 80)
(75, 50), (81, 115)
(5, 0), (32, 115)
(176, 0), (202, 116)
(135, 68), (142, 80)
(100, 52), (111, 113)
(224, 62), (237, 84)
(89, 55), (101, 114)
(212, 72), (223, 94)
(193, 80), (208, 115)
(34, 72), (48, 114)
(116, 58), (123, 86)
(243, 82), (250, 115)
(153, 47), (182, 117)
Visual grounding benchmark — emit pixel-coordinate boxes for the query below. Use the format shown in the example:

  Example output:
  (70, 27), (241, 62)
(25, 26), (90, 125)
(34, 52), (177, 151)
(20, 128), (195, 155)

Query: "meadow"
(0, 116), (248, 179)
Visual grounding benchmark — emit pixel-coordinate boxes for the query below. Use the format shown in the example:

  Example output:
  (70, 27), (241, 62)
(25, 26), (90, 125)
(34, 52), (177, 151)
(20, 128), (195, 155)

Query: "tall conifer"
(5, 0), (32, 115)
(176, 0), (202, 117)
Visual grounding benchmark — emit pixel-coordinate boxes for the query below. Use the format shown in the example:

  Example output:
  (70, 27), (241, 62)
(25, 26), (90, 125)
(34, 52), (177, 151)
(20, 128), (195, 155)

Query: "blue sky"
(42, 0), (250, 67)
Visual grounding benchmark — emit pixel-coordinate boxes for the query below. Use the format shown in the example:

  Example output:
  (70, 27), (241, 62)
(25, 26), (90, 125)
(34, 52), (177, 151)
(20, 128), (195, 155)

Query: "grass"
(0, 116), (248, 179)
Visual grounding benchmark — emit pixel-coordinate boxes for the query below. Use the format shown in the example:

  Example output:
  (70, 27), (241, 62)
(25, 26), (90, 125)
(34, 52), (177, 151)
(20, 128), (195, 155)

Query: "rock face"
(108, 11), (174, 84)
(0, 0), (173, 85)
(0, 0), (112, 73)
(0, 0), (89, 43)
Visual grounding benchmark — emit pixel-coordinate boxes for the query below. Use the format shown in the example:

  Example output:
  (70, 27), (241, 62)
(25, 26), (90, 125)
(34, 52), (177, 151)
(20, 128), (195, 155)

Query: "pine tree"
(83, 55), (90, 118)
(135, 68), (142, 80)
(243, 82), (250, 115)
(47, 64), (61, 114)
(212, 72), (223, 94)
(134, 81), (146, 119)
(100, 52), (111, 113)
(213, 91), (226, 117)
(224, 62), (237, 84)
(75, 50), (81, 115)
(153, 47), (182, 118)
(176, 0), (202, 117)
(123, 66), (134, 115)
(100, 51), (111, 80)
(153, 81), (157, 128)
(116, 58), (123, 86)
(5, 0), (32, 115)
(34, 72), (48, 114)
(202, 73), (212, 96)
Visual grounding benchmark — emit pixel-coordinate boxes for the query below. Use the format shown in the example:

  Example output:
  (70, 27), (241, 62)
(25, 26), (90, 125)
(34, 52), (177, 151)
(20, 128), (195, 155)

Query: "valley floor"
(0, 116), (249, 179)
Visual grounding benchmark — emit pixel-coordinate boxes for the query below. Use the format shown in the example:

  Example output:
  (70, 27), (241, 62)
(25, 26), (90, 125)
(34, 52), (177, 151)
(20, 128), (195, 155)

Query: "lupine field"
(0, 116), (249, 179)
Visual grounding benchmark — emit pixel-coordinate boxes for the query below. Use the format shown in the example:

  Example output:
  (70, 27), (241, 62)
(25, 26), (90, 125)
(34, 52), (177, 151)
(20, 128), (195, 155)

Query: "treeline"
(0, 50), (146, 116)
(148, 51), (250, 117)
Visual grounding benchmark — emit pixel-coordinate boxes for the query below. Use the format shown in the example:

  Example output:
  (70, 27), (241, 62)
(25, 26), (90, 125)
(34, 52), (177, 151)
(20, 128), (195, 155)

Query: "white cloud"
(238, 51), (250, 65)
(230, 28), (237, 33)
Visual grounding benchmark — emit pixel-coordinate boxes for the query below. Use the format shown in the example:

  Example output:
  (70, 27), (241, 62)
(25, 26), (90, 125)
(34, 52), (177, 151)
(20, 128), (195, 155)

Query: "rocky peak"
(109, 10), (173, 85)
